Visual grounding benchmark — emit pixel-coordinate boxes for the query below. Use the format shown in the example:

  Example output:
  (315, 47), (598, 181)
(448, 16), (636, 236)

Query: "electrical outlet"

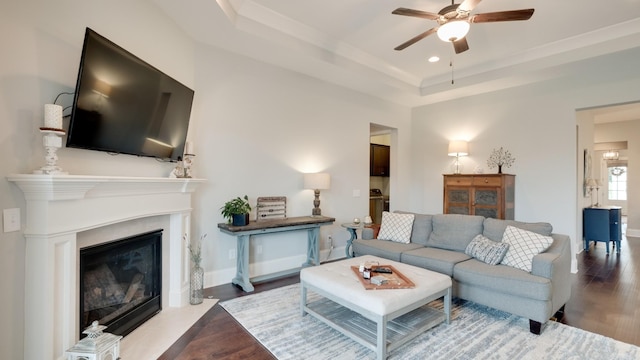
(327, 235), (333, 246)
(228, 248), (236, 260)
(257, 245), (263, 254)
(3, 208), (20, 233)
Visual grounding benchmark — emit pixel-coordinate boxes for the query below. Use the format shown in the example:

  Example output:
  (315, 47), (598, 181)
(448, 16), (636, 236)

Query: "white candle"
(185, 141), (194, 155)
(44, 104), (63, 129)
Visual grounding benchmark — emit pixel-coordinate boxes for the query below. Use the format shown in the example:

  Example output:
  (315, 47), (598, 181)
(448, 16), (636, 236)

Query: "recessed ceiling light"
(428, 56), (440, 63)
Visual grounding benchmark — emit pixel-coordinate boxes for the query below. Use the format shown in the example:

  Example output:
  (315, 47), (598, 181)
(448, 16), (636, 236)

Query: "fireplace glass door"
(79, 229), (162, 337)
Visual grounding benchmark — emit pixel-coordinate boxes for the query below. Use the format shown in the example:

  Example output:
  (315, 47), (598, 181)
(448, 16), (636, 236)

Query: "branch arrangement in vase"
(487, 147), (515, 173)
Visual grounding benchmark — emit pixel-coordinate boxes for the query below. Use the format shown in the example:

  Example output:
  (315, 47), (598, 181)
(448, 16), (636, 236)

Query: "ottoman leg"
(300, 283), (308, 316)
(377, 317), (387, 360)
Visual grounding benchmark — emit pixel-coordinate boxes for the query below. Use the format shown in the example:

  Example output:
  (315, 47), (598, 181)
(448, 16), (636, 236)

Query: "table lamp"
(304, 173), (330, 216)
(448, 140), (469, 174)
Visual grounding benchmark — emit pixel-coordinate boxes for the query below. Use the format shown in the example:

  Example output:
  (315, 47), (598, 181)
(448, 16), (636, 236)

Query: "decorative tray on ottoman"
(350, 265), (415, 290)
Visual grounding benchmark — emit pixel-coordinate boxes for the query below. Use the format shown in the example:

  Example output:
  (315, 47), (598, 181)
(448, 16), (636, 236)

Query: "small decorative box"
(256, 196), (287, 221)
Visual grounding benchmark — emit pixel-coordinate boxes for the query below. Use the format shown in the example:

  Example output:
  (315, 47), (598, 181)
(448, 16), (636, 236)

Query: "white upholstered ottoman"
(300, 255), (452, 360)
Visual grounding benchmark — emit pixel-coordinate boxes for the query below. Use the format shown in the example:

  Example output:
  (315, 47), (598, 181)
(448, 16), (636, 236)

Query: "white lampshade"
(304, 173), (330, 190)
(586, 178), (597, 187)
(447, 140), (469, 157)
(437, 20), (470, 42)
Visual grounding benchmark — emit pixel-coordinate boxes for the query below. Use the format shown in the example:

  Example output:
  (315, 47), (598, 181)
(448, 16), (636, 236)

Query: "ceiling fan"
(392, 0), (534, 54)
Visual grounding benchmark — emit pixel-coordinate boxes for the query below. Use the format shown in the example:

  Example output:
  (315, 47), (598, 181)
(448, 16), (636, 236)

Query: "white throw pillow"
(501, 225), (553, 272)
(377, 211), (415, 244)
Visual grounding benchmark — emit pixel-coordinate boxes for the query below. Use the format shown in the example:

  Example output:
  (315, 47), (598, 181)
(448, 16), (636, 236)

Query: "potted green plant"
(221, 195), (252, 226)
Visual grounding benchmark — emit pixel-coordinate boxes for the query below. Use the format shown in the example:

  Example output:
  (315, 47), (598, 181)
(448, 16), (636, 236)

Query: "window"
(608, 166), (627, 200)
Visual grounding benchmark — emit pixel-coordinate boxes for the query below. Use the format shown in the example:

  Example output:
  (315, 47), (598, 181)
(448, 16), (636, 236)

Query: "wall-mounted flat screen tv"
(67, 28), (194, 162)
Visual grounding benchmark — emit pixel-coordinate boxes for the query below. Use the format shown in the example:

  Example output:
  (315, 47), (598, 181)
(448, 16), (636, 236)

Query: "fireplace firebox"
(79, 229), (162, 337)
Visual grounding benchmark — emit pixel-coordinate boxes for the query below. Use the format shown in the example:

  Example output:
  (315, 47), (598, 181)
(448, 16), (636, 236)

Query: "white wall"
(3, 1), (640, 359)
(0, 1), (412, 356)
(190, 44), (410, 285)
(410, 64), (640, 272)
(0, 1), (195, 358)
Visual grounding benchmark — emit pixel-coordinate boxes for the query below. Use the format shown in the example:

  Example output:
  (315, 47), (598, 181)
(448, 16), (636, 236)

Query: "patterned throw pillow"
(501, 226), (554, 272)
(377, 212), (415, 244)
(465, 234), (510, 265)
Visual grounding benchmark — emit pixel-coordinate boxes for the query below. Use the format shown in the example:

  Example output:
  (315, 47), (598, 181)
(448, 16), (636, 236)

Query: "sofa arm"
(362, 227), (375, 240)
(531, 234), (571, 279)
(531, 233), (572, 311)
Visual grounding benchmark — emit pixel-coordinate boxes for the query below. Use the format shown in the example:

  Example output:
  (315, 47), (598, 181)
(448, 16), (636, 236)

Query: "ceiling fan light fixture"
(437, 20), (470, 42)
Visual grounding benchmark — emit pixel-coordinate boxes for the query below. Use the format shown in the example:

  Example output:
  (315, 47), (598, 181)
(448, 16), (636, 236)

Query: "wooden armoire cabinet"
(443, 174), (515, 219)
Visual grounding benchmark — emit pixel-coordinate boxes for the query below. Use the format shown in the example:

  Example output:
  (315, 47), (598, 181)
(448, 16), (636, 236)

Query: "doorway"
(576, 101), (640, 243)
(369, 124), (395, 225)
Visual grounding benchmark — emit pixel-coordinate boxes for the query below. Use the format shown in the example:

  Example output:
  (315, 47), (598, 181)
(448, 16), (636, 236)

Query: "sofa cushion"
(377, 211), (415, 244)
(426, 214), (485, 252)
(483, 218), (553, 242)
(401, 247), (471, 277)
(501, 226), (554, 272)
(352, 239), (423, 262)
(464, 234), (510, 265)
(396, 211), (432, 246)
(453, 258), (552, 301)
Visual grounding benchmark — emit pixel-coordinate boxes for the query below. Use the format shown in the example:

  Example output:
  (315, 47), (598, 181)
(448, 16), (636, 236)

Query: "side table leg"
(231, 235), (254, 292)
(302, 227), (320, 267)
(345, 228), (357, 258)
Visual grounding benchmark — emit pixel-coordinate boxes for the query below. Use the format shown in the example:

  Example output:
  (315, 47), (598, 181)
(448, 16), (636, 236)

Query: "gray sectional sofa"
(351, 212), (572, 334)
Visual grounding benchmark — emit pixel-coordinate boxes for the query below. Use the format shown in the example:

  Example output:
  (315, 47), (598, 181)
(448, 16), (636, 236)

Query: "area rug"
(220, 284), (639, 360)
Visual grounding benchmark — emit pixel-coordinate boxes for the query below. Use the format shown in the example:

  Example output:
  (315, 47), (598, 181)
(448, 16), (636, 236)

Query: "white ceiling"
(154, 0), (640, 111)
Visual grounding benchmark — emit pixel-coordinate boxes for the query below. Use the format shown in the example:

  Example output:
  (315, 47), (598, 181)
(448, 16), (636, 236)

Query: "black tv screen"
(67, 28), (194, 161)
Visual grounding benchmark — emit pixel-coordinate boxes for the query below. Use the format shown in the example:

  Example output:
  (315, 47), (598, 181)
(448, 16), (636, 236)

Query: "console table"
(218, 216), (335, 292)
(583, 206), (622, 254)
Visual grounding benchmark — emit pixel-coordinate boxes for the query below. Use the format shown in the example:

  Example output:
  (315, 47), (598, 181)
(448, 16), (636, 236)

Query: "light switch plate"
(3, 208), (21, 233)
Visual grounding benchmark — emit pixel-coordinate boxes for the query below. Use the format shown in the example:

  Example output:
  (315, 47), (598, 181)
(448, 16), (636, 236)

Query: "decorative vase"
(498, 165), (502, 174)
(190, 264), (204, 305)
(232, 213), (249, 226)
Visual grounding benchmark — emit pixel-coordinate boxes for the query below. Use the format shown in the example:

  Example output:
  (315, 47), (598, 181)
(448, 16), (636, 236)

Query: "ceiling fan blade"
(394, 27), (438, 51)
(392, 7), (439, 20)
(458, 0), (483, 13)
(470, 9), (535, 23)
(453, 37), (470, 54)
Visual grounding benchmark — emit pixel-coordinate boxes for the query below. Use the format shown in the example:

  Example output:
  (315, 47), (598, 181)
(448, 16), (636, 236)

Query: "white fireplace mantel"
(7, 174), (205, 360)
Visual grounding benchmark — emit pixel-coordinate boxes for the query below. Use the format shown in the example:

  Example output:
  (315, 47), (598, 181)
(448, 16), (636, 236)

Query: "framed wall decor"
(583, 149), (592, 197)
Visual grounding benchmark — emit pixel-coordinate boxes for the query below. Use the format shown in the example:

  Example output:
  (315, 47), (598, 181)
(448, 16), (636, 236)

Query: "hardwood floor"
(160, 234), (640, 359)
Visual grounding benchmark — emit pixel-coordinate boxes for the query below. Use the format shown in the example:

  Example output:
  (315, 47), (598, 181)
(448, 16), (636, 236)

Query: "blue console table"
(218, 215), (335, 292)
(583, 206), (622, 254)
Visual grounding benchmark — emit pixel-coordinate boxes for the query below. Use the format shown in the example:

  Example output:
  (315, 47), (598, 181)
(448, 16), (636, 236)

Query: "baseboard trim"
(626, 228), (640, 237)
(204, 246), (347, 288)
